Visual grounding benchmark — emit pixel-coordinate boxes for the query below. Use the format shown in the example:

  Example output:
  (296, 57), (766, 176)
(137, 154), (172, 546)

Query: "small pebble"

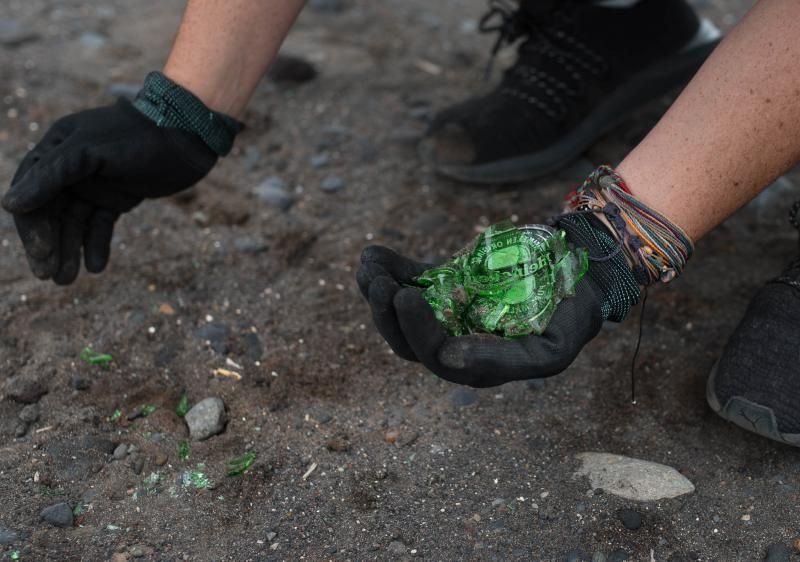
(70, 377), (91, 391)
(617, 508), (642, 530)
(14, 422), (28, 438)
(310, 153), (330, 168)
(154, 453), (168, 466)
(793, 538), (800, 553)
(5, 375), (47, 403)
(565, 549), (589, 562)
(253, 176), (293, 211)
(268, 54), (317, 83)
(608, 549), (628, 562)
(18, 403), (39, 423)
(266, 532), (277, 541)
(320, 175), (346, 193)
(447, 388), (478, 407)
(112, 443), (128, 460)
(0, 524), (17, 545)
(131, 456), (145, 475)
(591, 553), (607, 562)
(185, 397), (227, 441)
(78, 31), (107, 49)
(40, 502), (73, 528)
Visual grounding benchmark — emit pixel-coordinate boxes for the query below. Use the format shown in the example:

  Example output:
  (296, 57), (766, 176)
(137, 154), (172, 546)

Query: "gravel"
(40, 503), (73, 528)
(185, 397), (227, 441)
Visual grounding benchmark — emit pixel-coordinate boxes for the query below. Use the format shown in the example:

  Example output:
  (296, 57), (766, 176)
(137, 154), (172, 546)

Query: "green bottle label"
(415, 221), (588, 337)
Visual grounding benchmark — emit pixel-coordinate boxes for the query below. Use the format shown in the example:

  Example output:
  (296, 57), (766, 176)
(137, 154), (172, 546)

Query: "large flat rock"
(575, 452), (695, 501)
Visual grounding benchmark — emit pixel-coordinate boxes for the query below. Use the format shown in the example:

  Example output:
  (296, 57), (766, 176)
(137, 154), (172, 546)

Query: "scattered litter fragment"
(225, 357), (243, 370)
(227, 451), (257, 477)
(302, 462), (318, 481)
(182, 465), (211, 489)
(110, 409), (122, 422)
(213, 368), (242, 381)
(140, 404), (157, 417)
(80, 346), (113, 366)
(177, 440), (190, 462)
(176, 394), (190, 417)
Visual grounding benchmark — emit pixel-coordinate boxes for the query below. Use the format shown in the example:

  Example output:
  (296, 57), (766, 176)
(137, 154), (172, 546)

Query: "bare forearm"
(617, 0), (800, 240)
(163, 0), (305, 118)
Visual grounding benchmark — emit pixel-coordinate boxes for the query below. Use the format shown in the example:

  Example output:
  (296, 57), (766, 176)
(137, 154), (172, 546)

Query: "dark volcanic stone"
(70, 377), (91, 391)
(5, 375), (47, 403)
(617, 508), (642, 530)
(765, 544), (791, 562)
(196, 323), (231, 355)
(40, 502), (73, 528)
(608, 549), (629, 562)
(268, 54), (317, 83)
(19, 403), (40, 423)
(565, 549), (589, 561)
(0, 524), (17, 544)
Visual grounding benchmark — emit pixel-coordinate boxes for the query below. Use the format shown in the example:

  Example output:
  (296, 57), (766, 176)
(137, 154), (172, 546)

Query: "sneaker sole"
(706, 360), (800, 447)
(427, 19), (722, 184)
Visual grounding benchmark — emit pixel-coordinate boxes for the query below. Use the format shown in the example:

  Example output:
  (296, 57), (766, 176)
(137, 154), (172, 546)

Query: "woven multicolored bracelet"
(564, 165), (694, 285)
(133, 72), (244, 156)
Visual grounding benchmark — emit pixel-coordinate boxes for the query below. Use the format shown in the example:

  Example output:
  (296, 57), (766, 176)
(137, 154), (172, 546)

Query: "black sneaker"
(420, 0), (721, 184)
(707, 204), (800, 446)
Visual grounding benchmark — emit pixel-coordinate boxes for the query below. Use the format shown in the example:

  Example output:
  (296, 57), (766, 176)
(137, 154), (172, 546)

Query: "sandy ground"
(3, 0), (800, 560)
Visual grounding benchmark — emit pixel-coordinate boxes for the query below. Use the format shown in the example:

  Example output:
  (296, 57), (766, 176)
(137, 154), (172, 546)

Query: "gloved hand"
(2, 98), (218, 285)
(356, 214), (640, 387)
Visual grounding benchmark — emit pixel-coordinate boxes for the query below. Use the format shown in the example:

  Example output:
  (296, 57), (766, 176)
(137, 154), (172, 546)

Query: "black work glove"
(356, 214), (640, 387)
(1, 99), (217, 285)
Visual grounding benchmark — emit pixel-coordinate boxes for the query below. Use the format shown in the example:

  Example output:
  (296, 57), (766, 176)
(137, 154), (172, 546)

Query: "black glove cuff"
(555, 213), (641, 322)
(132, 71), (244, 156)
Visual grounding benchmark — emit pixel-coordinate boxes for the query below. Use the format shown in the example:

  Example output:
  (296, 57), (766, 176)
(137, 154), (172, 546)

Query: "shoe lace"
(479, 0), (609, 120)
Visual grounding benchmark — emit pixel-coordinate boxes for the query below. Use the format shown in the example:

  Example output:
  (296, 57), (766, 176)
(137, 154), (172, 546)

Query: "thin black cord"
(630, 286), (648, 406)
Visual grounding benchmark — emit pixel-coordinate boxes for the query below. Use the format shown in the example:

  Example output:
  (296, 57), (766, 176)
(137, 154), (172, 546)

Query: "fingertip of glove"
(367, 275), (401, 313)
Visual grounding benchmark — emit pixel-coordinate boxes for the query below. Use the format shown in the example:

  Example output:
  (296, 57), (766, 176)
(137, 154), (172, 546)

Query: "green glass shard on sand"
(415, 221), (588, 338)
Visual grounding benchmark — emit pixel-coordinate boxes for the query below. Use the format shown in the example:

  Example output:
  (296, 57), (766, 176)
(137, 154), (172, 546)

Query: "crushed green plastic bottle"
(415, 221), (588, 337)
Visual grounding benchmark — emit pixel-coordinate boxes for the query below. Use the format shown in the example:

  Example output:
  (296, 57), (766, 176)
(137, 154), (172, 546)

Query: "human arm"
(358, 0), (800, 386)
(2, 0), (305, 285)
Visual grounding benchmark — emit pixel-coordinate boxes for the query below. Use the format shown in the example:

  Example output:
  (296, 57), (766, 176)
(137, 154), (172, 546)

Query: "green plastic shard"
(109, 409), (122, 422)
(175, 394), (190, 418)
(80, 346), (113, 366)
(415, 221), (588, 337)
(226, 451), (257, 477)
(177, 440), (191, 462)
(140, 404), (157, 417)
(183, 464), (211, 489)
(10, 551), (20, 561)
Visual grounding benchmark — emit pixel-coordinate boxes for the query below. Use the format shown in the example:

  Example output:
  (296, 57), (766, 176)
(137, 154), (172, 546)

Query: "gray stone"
(234, 237), (269, 254)
(113, 443), (128, 460)
(617, 508), (642, 530)
(565, 549), (589, 562)
(0, 524), (17, 545)
(387, 541), (407, 555)
(185, 397), (227, 441)
(765, 544), (791, 562)
(266, 531), (277, 541)
(0, 20), (38, 47)
(575, 453), (695, 501)
(78, 31), (107, 49)
(14, 422), (28, 438)
(591, 553), (607, 562)
(18, 403), (40, 423)
(320, 175), (346, 193)
(448, 388), (478, 408)
(40, 502), (73, 528)
(310, 152), (330, 169)
(5, 375), (47, 403)
(253, 177), (293, 210)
